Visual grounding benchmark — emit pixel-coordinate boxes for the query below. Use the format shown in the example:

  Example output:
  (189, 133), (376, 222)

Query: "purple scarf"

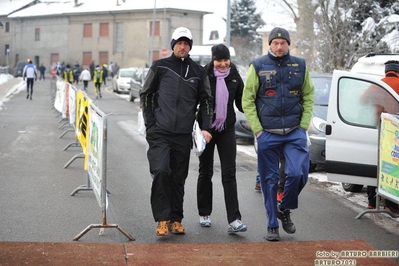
(212, 67), (230, 131)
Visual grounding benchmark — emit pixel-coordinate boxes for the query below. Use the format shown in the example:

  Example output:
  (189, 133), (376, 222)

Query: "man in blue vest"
(242, 27), (314, 241)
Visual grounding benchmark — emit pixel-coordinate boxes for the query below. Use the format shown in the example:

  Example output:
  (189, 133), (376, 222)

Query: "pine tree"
(230, 0), (264, 65)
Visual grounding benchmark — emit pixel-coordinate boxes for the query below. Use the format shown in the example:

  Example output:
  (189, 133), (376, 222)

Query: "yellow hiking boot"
(156, 221), (169, 236)
(169, 221), (185, 234)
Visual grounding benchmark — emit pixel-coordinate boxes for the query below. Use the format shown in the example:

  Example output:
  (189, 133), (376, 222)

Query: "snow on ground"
(0, 74), (25, 109)
(0, 73), (13, 85)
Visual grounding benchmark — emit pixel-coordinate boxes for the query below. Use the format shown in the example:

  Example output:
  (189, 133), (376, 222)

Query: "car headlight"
(312, 116), (327, 133)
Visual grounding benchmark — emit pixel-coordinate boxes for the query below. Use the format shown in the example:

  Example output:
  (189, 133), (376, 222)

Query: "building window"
(83, 52), (92, 66)
(152, 50), (160, 63)
(35, 28), (40, 41)
(150, 21), (160, 36)
(116, 22), (123, 52)
(99, 52), (108, 66)
(209, 30), (219, 41)
(51, 53), (59, 67)
(100, 23), (109, 37)
(83, 23), (92, 38)
(5, 22), (10, 33)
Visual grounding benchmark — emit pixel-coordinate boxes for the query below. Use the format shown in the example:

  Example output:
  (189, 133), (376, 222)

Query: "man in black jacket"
(140, 27), (213, 237)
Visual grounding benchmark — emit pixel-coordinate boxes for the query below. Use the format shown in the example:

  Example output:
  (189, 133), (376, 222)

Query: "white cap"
(170, 27), (193, 50)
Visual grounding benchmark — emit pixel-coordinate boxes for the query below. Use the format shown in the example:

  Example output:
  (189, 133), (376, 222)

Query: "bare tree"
(263, 0), (318, 69)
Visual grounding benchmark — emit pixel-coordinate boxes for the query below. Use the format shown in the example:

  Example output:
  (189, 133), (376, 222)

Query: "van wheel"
(341, 183), (363, 192)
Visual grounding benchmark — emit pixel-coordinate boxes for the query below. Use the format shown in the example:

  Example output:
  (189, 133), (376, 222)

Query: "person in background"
(362, 60), (399, 214)
(109, 62), (114, 79)
(79, 68), (91, 91)
(38, 63), (46, 81)
(102, 63), (108, 85)
(55, 62), (62, 76)
(22, 59), (37, 100)
(140, 27), (213, 237)
(196, 44), (247, 233)
(73, 61), (81, 85)
(89, 61), (95, 81)
(63, 64), (74, 84)
(242, 27), (314, 241)
(113, 62), (120, 78)
(93, 65), (103, 99)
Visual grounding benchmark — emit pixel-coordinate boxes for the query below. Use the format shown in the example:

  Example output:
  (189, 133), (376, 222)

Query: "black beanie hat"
(211, 44), (230, 60)
(384, 60), (399, 73)
(268, 27), (291, 45)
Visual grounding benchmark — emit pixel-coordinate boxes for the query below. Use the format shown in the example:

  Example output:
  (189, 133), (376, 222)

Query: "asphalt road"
(0, 77), (398, 263)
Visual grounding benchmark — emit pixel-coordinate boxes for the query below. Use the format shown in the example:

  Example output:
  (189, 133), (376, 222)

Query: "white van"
(325, 53), (399, 191)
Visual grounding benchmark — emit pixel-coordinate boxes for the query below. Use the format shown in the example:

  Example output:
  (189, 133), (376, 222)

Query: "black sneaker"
(277, 207), (296, 234)
(26, 94), (29, 99)
(265, 226), (279, 241)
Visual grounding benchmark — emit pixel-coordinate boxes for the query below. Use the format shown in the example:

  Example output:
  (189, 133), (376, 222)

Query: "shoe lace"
(159, 221), (168, 230)
(281, 210), (292, 224)
(268, 227), (278, 233)
(231, 219), (243, 229)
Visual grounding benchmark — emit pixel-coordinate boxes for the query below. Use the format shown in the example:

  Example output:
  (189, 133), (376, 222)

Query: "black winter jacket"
(140, 53), (213, 134)
(198, 62), (244, 131)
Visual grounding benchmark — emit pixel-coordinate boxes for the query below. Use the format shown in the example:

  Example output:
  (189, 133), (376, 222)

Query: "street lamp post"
(226, 0), (231, 48)
(149, 0), (156, 66)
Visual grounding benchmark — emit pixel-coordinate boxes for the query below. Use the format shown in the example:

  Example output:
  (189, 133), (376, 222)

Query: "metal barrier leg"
(70, 173), (92, 196)
(356, 195), (399, 219)
(64, 153), (84, 168)
(59, 128), (74, 138)
(63, 142), (81, 151)
(73, 210), (134, 241)
(59, 121), (71, 130)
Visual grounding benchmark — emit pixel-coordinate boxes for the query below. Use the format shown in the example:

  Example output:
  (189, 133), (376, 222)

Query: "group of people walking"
(140, 26), (314, 242)
(55, 61), (113, 99)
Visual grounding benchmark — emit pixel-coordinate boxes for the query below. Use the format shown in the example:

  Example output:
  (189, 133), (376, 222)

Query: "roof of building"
(6, 0), (212, 18)
(0, 0), (36, 16)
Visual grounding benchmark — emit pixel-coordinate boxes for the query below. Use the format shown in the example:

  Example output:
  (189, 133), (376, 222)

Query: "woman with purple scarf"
(196, 44), (247, 233)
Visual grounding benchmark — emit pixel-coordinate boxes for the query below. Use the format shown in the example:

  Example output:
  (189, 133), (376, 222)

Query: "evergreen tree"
(230, 0), (264, 66)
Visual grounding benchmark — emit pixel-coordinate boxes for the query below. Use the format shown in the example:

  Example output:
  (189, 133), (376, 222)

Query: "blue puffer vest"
(252, 52), (306, 134)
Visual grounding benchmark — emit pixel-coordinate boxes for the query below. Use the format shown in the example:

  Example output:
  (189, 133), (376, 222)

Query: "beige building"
(0, 0), (211, 73)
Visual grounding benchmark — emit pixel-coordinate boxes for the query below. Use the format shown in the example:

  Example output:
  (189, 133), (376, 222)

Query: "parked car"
(129, 68), (149, 102)
(14, 60), (28, 77)
(112, 67), (136, 94)
(234, 106), (253, 140)
(239, 73), (333, 172)
(307, 73), (333, 172)
(326, 53), (399, 192)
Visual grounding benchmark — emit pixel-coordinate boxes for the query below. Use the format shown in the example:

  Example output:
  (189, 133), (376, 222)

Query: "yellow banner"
(75, 90), (91, 170)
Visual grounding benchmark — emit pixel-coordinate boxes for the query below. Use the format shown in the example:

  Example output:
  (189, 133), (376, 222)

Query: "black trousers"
(197, 127), (241, 224)
(146, 129), (192, 223)
(83, 80), (88, 90)
(26, 78), (34, 95)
